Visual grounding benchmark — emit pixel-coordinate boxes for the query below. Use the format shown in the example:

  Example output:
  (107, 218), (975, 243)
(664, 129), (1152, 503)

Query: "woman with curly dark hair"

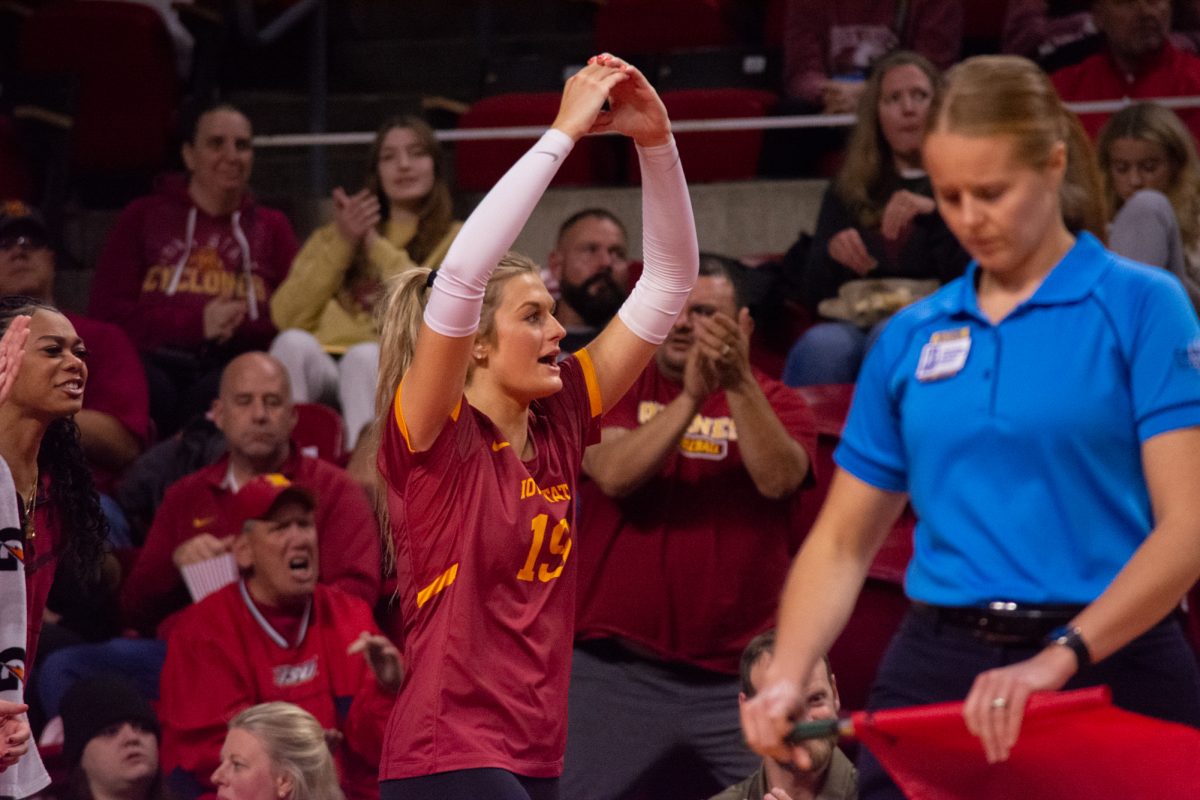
(0, 296), (107, 668)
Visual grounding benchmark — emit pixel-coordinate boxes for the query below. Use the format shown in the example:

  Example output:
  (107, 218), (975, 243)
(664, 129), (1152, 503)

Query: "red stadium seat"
(17, 1), (179, 179)
(293, 402), (346, 465)
(595, 0), (737, 56)
(454, 92), (621, 192)
(628, 88), (777, 184)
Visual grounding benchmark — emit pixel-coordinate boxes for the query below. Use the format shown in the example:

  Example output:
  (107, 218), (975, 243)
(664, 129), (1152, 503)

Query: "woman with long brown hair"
(784, 50), (968, 387)
(270, 115), (462, 450)
(1098, 101), (1200, 311)
(742, 55), (1200, 798)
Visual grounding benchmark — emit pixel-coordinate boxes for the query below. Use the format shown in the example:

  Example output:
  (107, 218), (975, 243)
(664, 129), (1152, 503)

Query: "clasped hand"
(553, 54), (670, 148)
(683, 309), (753, 401)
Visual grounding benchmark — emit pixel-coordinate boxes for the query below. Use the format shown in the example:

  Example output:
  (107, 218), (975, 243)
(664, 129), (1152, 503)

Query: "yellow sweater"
(270, 216), (461, 352)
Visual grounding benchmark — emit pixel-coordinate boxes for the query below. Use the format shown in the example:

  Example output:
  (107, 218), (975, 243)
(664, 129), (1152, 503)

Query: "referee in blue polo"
(740, 56), (1200, 800)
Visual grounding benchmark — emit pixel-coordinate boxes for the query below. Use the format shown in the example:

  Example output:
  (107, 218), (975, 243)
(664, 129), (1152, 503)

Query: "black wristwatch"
(1045, 625), (1092, 669)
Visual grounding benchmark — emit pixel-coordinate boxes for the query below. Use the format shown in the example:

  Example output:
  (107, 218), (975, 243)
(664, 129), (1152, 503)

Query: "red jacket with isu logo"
(159, 581), (394, 800)
(120, 446), (381, 638)
(88, 174), (297, 354)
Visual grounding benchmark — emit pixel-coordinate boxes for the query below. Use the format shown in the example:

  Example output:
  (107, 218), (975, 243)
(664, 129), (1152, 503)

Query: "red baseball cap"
(231, 474), (315, 531)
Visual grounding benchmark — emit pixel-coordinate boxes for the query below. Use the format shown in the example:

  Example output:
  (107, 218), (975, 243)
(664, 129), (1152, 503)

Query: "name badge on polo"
(916, 327), (971, 382)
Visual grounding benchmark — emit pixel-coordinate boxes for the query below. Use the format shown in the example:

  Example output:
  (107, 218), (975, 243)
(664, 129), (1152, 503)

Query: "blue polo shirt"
(837, 233), (1200, 606)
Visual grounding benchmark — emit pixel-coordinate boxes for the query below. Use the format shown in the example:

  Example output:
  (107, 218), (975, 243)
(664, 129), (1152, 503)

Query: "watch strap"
(1045, 624), (1092, 669)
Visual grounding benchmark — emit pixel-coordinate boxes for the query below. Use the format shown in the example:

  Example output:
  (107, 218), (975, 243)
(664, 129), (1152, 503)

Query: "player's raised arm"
(584, 54), (699, 413)
(388, 63), (630, 451)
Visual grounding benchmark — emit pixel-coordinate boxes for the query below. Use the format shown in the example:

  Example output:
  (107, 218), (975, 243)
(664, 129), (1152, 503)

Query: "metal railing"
(251, 95), (1200, 150)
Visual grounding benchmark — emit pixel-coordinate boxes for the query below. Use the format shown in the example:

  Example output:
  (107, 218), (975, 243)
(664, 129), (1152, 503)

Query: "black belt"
(912, 601), (1084, 645)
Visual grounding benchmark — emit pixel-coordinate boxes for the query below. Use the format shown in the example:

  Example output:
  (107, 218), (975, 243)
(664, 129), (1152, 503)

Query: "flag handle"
(787, 718), (855, 743)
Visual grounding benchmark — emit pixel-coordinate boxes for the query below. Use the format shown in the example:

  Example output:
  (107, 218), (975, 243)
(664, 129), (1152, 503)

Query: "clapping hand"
(695, 308), (753, 391)
(332, 187), (382, 246)
(0, 314), (30, 407)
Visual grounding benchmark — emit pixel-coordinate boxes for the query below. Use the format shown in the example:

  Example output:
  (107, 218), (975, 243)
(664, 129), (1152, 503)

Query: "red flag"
(853, 687), (1200, 799)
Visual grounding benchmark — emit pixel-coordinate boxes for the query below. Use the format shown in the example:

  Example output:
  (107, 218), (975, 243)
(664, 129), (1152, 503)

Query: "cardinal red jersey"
(575, 364), (818, 674)
(377, 352), (602, 780)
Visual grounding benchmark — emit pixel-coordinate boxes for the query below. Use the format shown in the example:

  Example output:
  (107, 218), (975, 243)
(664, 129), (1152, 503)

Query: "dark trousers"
(857, 608), (1200, 799)
(561, 641), (758, 800)
(380, 769), (559, 800)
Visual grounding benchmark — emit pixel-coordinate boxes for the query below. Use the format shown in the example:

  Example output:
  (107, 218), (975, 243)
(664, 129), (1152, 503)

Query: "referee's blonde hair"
(228, 702), (343, 800)
(931, 55), (1108, 240)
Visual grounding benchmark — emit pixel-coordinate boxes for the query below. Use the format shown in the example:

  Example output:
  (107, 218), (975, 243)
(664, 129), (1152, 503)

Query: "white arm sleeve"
(617, 136), (699, 344)
(423, 128), (575, 337)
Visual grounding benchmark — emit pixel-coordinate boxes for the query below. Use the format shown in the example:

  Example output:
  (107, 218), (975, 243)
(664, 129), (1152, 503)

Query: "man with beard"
(713, 631), (857, 800)
(547, 208), (630, 351)
(564, 259), (817, 799)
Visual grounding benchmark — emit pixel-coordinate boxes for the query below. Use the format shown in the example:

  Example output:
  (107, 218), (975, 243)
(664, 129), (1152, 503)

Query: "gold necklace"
(21, 474), (36, 541)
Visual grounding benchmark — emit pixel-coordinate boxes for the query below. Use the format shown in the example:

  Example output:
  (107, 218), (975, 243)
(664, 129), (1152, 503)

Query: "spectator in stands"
(160, 475), (399, 800)
(546, 208), (630, 352)
(59, 675), (173, 800)
(214, 703), (344, 800)
(564, 259), (817, 800)
(0, 298), (106, 676)
(88, 102), (298, 439)
(1051, 0), (1200, 139)
(270, 116), (461, 453)
(121, 351), (380, 638)
(782, 0), (962, 113)
(1002, 1), (1099, 72)
(783, 52), (968, 387)
(1004, 0), (1200, 67)
(710, 631), (856, 800)
(31, 352), (381, 724)
(0, 315), (40, 796)
(0, 200), (151, 545)
(1098, 101), (1200, 311)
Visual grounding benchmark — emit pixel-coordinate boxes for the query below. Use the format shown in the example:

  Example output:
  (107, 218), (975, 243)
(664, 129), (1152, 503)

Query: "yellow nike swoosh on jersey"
(192, 517), (216, 528)
(491, 441), (510, 452)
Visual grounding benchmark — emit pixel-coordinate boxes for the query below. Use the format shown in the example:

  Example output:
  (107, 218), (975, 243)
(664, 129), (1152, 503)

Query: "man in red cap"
(158, 474), (398, 800)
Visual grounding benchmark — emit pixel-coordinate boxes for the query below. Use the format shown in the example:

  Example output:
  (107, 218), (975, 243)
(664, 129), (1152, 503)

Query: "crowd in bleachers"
(4, 2), (1200, 800)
